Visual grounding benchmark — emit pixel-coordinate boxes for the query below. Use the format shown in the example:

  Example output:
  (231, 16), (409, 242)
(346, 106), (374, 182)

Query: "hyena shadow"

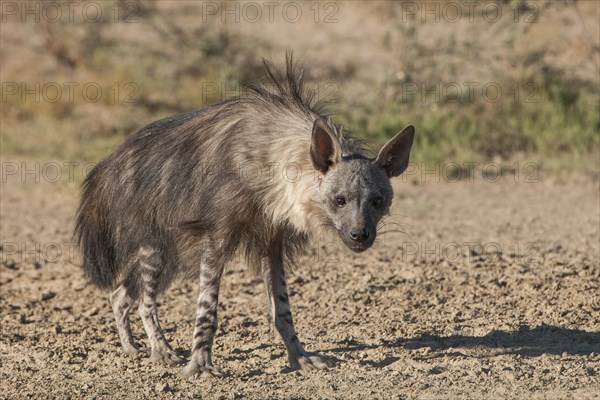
(321, 325), (600, 367)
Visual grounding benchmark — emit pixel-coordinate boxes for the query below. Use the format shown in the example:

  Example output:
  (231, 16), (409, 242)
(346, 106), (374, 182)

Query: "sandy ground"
(1, 160), (599, 399)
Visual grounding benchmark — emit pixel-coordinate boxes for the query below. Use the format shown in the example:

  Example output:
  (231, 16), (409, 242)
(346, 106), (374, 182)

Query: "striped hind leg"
(180, 243), (225, 378)
(109, 279), (141, 355)
(137, 247), (186, 366)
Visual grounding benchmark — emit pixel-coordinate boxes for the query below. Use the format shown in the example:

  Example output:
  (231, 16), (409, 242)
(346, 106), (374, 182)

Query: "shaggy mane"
(243, 52), (369, 157)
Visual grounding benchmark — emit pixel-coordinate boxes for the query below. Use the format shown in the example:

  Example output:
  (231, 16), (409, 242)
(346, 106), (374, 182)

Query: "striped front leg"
(261, 245), (330, 371)
(180, 248), (225, 378)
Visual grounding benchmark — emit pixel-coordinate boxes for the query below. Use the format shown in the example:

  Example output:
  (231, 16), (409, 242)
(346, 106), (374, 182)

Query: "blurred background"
(1, 0), (599, 173)
(1, 3), (600, 397)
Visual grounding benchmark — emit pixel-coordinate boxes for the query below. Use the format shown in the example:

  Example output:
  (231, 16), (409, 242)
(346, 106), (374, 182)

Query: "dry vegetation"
(1, 0), (599, 170)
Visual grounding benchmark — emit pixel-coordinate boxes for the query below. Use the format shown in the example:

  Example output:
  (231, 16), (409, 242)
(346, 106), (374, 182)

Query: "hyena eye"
(372, 196), (383, 209)
(335, 196), (346, 207)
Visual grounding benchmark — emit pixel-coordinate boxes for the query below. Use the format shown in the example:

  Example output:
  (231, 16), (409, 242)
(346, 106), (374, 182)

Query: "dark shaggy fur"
(75, 53), (415, 376)
(76, 56), (347, 293)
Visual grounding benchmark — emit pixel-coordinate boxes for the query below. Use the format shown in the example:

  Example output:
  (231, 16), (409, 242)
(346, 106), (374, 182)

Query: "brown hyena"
(75, 54), (415, 377)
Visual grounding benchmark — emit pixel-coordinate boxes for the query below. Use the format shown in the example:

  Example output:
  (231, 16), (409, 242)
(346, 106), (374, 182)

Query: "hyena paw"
(292, 353), (332, 371)
(121, 343), (144, 356)
(149, 348), (187, 366)
(179, 361), (225, 379)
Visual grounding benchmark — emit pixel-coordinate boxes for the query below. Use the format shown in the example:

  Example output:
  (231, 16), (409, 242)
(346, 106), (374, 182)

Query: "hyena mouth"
(349, 246), (370, 253)
(342, 240), (375, 253)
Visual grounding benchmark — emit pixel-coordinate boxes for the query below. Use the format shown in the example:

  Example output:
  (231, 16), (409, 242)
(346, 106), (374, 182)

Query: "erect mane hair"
(243, 52), (369, 157)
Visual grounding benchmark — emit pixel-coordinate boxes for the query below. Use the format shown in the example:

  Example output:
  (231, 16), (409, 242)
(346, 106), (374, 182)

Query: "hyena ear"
(310, 118), (342, 174)
(375, 125), (415, 177)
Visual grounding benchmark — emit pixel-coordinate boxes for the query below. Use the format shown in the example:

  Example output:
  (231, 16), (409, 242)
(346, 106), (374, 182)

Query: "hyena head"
(310, 118), (415, 253)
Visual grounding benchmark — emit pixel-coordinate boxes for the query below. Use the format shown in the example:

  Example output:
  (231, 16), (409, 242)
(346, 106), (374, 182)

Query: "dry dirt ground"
(1, 160), (599, 399)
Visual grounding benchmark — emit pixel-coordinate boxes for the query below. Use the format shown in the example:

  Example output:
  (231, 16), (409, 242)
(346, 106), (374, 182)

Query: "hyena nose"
(349, 227), (371, 243)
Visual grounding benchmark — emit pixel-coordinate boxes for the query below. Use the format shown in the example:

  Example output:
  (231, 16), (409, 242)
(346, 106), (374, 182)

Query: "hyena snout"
(343, 225), (376, 252)
(349, 227), (371, 243)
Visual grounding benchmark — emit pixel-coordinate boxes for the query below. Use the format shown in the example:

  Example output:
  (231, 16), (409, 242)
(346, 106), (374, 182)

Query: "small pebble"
(155, 382), (169, 393)
(42, 291), (56, 301)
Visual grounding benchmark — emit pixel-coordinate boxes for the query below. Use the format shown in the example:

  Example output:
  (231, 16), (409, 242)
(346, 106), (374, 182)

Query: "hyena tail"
(74, 172), (119, 290)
